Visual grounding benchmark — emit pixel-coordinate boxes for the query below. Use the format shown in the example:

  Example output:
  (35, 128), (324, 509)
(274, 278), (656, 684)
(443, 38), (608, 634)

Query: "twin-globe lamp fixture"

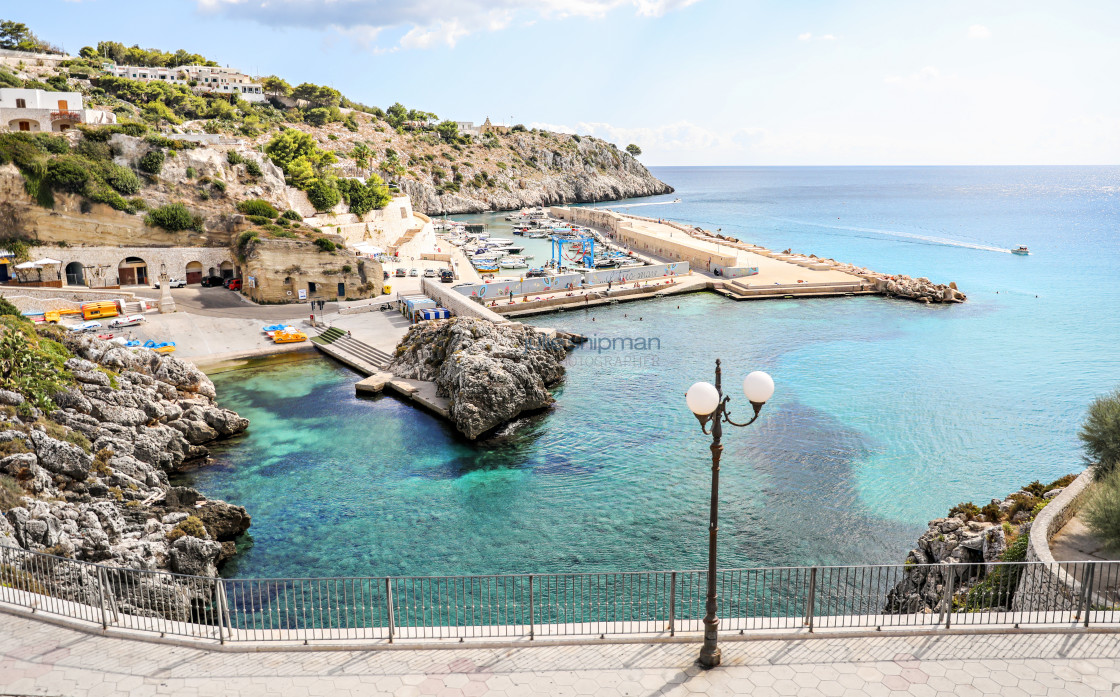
(685, 360), (774, 669)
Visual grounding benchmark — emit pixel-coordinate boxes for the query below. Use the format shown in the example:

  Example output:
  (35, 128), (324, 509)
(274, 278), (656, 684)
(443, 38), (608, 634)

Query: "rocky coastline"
(387, 318), (583, 439)
(0, 329), (251, 585)
(884, 475), (1073, 613)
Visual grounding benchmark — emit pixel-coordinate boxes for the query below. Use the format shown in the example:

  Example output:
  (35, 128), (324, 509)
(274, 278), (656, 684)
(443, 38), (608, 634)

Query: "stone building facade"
(26, 246), (235, 288)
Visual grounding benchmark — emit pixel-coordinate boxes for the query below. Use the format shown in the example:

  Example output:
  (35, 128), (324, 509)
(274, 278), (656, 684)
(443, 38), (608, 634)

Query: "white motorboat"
(1011, 246), (1030, 255)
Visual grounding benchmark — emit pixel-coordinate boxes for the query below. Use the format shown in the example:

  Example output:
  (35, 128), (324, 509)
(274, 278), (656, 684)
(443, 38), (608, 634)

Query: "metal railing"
(2, 543), (1118, 647)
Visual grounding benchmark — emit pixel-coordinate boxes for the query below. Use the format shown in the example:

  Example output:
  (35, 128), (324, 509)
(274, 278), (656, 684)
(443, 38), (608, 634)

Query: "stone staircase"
(312, 327), (393, 373)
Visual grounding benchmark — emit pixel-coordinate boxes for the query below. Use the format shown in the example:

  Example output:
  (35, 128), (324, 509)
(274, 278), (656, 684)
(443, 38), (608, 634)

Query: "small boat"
(1011, 246), (1030, 255)
(97, 333), (114, 341)
(109, 314), (145, 329)
(262, 323), (287, 333)
(143, 340), (176, 354)
(272, 328), (308, 344)
(264, 325), (297, 338)
(124, 340), (142, 347)
(70, 321), (102, 333)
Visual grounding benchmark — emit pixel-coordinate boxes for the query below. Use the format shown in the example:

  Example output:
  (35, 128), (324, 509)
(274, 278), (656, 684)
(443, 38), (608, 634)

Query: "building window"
(18, 121), (30, 131)
(15, 98), (25, 108)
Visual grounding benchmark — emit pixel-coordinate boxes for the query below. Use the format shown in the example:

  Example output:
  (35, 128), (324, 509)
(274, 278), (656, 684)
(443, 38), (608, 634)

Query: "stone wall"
(27, 246), (234, 287)
(1012, 469), (1095, 612)
(305, 197), (424, 250)
(420, 277), (510, 324)
(241, 238), (383, 304)
(0, 165), (233, 249)
(553, 206), (738, 270)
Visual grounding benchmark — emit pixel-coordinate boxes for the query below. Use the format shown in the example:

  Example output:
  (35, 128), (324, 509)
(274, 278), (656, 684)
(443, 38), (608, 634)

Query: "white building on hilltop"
(0, 88), (117, 133)
(103, 63), (266, 102)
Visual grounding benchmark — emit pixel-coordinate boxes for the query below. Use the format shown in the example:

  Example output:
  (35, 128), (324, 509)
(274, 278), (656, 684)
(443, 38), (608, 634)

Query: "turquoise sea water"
(190, 166), (1120, 580)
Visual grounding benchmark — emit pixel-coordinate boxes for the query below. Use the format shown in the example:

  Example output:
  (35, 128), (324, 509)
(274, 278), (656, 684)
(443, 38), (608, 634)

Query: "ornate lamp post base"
(158, 272), (176, 314)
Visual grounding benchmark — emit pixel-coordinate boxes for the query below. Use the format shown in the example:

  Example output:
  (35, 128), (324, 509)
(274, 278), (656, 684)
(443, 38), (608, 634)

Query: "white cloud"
(885, 65), (947, 86)
(819, 34), (836, 41)
(968, 24), (991, 39)
(798, 32), (813, 41)
(196, 0), (701, 51)
(799, 32), (837, 42)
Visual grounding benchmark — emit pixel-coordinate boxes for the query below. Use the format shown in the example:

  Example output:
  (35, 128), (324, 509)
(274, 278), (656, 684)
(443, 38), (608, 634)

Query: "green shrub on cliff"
(1081, 388), (1120, 479)
(145, 202), (202, 232)
(307, 178), (341, 211)
(0, 317), (74, 413)
(237, 199), (279, 218)
(1084, 471), (1120, 551)
(138, 149), (165, 175)
(166, 515), (207, 542)
(337, 174), (391, 216)
(0, 474), (25, 512)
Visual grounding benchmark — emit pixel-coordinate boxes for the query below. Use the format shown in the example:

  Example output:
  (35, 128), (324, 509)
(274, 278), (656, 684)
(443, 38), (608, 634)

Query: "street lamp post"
(685, 360), (775, 668)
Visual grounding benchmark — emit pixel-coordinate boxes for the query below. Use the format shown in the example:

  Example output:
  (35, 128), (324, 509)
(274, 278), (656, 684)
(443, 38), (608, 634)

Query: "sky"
(13, 0), (1120, 166)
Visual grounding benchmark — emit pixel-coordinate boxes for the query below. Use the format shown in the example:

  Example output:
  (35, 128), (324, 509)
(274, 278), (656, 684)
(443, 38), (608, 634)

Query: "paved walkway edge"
(3, 602), (1116, 655)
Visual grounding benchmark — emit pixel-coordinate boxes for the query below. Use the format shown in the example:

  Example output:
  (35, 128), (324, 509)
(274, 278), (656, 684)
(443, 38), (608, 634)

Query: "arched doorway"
(207, 266), (216, 277)
(219, 260), (234, 280)
(185, 261), (203, 285)
(118, 257), (149, 286)
(64, 262), (85, 287)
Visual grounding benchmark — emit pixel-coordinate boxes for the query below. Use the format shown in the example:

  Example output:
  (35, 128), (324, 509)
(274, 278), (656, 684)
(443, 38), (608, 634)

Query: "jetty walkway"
(2, 611), (1118, 696)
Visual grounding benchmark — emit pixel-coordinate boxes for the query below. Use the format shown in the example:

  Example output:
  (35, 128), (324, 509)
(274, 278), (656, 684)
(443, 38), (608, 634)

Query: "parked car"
(423, 268), (437, 278)
(440, 269), (455, 283)
(223, 277), (240, 288)
(226, 278), (242, 291)
(409, 268), (419, 277)
(394, 268), (407, 277)
(200, 276), (224, 287)
(153, 278), (186, 289)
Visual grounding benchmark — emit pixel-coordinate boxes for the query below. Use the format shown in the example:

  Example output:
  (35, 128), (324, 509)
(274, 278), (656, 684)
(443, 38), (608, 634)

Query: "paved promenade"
(2, 614), (1118, 696)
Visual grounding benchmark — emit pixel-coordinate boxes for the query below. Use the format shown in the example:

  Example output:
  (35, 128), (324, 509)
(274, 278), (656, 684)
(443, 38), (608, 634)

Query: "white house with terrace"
(0, 88), (116, 132)
(102, 63), (266, 102)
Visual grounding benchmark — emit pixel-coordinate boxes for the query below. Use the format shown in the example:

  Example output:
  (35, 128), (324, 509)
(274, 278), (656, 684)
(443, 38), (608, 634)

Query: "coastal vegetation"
(1079, 389), (1120, 549)
(1080, 388), (1120, 479)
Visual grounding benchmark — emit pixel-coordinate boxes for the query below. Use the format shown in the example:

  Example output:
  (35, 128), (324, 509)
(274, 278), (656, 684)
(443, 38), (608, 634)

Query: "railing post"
(385, 578), (395, 643)
(96, 565), (109, 631)
(528, 575), (535, 641)
(214, 580), (229, 645)
(805, 568), (817, 632)
(1080, 564), (1096, 628)
(669, 571), (677, 637)
(943, 567), (956, 630)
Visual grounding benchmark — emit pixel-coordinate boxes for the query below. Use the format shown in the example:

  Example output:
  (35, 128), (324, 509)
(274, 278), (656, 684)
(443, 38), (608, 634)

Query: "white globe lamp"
(742, 371), (774, 405)
(685, 381), (720, 416)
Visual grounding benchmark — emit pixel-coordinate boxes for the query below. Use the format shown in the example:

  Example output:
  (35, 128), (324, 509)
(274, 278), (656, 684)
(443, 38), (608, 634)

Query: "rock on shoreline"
(0, 333), (251, 584)
(388, 318), (581, 439)
(884, 476), (1073, 613)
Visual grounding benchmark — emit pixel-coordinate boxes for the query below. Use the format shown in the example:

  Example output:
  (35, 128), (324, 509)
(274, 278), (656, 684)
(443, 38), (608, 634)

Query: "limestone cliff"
(230, 119), (673, 216)
(0, 329), (251, 586)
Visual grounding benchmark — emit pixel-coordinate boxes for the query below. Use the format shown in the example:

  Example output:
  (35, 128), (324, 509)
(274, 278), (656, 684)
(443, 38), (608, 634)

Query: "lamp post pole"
(687, 360), (774, 669)
(700, 363), (725, 668)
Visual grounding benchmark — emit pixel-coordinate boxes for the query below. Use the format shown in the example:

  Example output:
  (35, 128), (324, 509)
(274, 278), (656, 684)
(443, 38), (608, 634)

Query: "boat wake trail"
(593, 200), (681, 210)
(773, 218), (1011, 253)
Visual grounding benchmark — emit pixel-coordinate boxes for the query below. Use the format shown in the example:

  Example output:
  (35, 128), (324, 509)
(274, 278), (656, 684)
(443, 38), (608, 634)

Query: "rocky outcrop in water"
(0, 333), (250, 584)
(884, 476), (1072, 614)
(387, 318), (581, 439)
(878, 276), (966, 304)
